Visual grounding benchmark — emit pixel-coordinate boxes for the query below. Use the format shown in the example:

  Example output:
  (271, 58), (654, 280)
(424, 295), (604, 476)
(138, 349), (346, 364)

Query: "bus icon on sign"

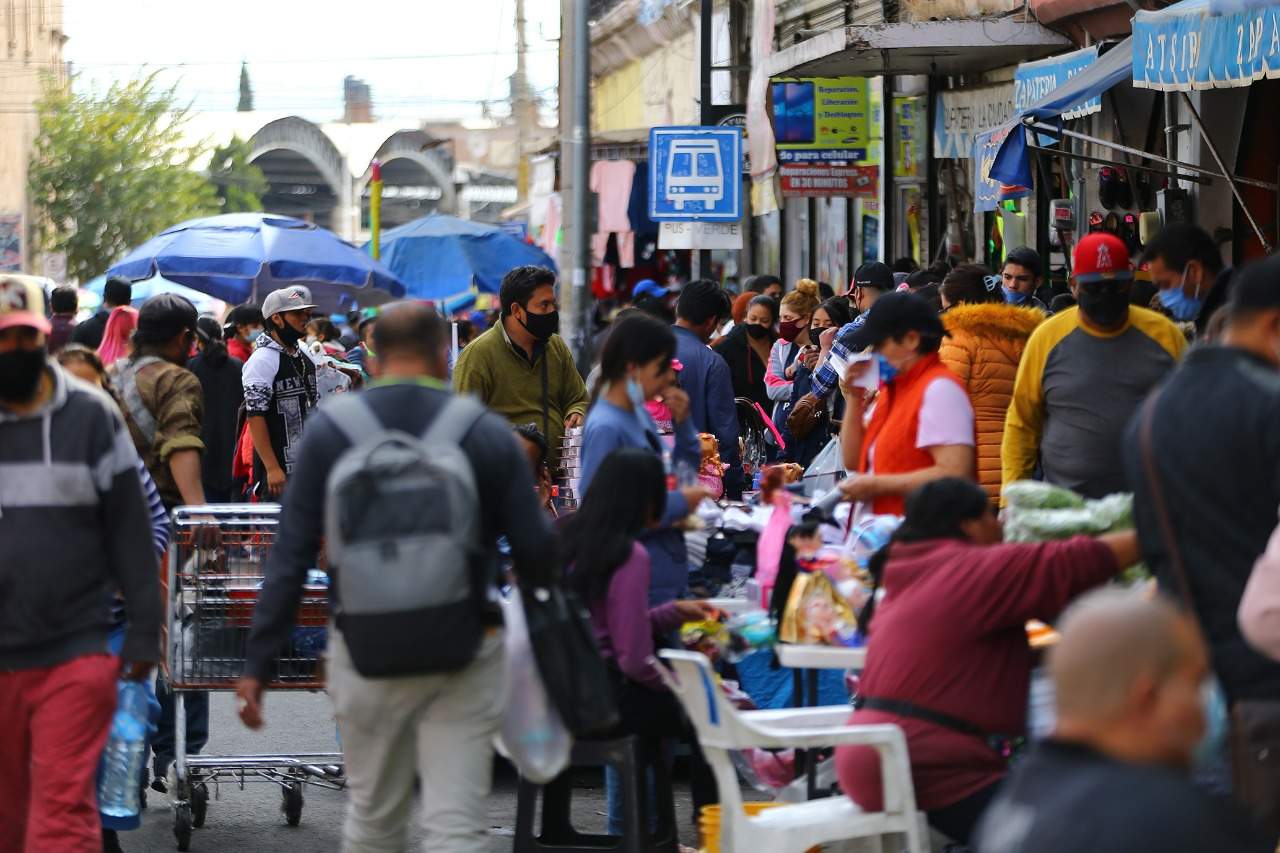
(649, 126), (741, 221)
(665, 139), (724, 210)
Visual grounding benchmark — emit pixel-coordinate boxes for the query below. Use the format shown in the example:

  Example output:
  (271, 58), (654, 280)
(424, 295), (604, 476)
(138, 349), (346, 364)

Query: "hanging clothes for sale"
(539, 193), (562, 258)
(591, 160), (636, 268)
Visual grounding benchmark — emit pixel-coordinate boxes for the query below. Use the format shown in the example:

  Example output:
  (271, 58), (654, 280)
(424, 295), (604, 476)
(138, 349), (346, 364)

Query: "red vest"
(857, 353), (969, 515)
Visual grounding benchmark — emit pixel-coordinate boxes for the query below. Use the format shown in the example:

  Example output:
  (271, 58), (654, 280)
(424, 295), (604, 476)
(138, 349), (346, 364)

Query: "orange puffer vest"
(857, 353), (970, 516)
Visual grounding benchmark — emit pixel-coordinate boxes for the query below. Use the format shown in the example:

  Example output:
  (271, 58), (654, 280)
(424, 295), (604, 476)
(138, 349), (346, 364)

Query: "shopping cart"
(164, 505), (343, 851)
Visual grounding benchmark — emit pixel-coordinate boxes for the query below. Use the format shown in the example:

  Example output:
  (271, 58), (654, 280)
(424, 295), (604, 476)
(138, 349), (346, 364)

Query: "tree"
(238, 62), (254, 112)
(208, 136), (268, 214)
(28, 73), (218, 284)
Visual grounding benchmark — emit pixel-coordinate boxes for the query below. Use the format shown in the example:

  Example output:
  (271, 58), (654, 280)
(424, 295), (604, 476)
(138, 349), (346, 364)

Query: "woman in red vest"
(835, 291), (976, 515)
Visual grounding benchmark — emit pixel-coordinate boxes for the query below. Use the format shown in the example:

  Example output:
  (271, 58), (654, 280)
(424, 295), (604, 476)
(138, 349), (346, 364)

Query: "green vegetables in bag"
(1002, 480), (1086, 510)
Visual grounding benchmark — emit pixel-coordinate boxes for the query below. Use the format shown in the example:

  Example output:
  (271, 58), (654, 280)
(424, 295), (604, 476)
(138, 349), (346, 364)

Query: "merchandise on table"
(779, 570), (862, 647)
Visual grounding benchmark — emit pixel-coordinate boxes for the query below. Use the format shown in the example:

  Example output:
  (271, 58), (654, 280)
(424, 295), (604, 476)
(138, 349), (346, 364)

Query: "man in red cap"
(0, 276), (160, 851)
(1001, 233), (1186, 499)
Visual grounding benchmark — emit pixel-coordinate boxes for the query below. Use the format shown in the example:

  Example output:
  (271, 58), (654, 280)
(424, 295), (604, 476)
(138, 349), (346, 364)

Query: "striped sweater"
(0, 363), (162, 670)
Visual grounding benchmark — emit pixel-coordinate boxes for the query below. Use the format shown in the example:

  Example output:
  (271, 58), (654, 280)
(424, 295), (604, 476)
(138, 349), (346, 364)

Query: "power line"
(10, 47), (558, 70)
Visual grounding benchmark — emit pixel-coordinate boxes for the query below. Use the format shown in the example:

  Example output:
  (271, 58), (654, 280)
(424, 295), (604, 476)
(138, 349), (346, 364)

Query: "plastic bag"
(779, 571), (861, 646)
(1002, 480), (1087, 510)
(496, 591), (572, 783)
(1003, 491), (1134, 543)
(800, 437), (843, 497)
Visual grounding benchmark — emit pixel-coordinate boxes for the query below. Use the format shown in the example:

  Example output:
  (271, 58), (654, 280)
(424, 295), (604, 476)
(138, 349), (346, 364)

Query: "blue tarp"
(108, 213), (406, 313)
(366, 214), (558, 301)
(1133, 0), (1280, 90)
(985, 38), (1135, 199)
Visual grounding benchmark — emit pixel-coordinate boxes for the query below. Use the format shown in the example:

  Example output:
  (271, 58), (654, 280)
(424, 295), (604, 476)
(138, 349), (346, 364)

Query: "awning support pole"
(1025, 143), (1209, 186)
(1024, 121), (1278, 192)
(1178, 92), (1273, 254)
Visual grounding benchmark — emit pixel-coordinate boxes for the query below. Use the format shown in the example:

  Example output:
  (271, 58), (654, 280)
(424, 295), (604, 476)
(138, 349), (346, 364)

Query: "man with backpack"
(237, 301), (557, 853)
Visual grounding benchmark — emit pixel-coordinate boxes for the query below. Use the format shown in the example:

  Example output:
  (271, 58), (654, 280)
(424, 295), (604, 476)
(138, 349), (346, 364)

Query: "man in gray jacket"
(0, 275), (161, 851)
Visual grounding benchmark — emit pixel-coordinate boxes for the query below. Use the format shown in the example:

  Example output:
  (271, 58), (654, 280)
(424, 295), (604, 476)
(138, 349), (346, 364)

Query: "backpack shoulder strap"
(422, 394), (487, 447)
(117, 356), (166, 446)
(324, 393), (385, 449)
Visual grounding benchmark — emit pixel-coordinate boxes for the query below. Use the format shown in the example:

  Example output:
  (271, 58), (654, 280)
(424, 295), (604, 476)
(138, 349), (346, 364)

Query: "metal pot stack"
(558, 426), (583, 510)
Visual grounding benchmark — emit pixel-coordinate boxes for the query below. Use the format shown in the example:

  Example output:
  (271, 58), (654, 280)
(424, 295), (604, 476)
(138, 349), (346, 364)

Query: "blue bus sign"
(649, 126), (742, 221)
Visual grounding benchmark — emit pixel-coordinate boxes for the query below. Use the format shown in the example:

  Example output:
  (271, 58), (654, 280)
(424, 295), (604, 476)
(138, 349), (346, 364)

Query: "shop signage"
(658, 220), (744, 250)
(933, 84), (1016, 159)
(1014, 47), (1100, 119)
(779, 163), (878, 197)
(973, 126), (1030, 213)
(1133, 2), (1280, 90)
(771, 76), (871, 164)
(893, 96), (926, 180)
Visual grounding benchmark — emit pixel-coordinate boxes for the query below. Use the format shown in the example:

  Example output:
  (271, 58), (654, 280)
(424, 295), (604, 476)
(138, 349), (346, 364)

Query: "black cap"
(1229, 255), (1280, 313)
(852, 262), (894, 292)
(136, 293), (198, 342)
(857, 291), (946, 348)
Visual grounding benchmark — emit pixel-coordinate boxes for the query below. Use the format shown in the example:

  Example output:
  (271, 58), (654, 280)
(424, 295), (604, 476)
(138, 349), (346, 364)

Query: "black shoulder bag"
(1139, 390), (1280, 833)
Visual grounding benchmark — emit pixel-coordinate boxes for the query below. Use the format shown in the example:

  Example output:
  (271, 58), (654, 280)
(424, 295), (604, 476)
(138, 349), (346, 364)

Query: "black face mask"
(520, 309), (560, 341)
(1077, 286), (1129, 328)
(0, 349), (47, 402)
(745, 323), (771, 340)
(274, 319), (306, 347)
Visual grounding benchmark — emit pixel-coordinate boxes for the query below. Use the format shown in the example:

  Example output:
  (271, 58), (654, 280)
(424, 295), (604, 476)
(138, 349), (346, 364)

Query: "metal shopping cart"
(164, 505), (343, 851)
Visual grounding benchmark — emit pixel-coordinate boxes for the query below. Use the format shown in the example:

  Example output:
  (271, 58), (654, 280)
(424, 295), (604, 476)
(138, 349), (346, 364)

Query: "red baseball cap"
(1073, 232), (1134, 284)
(0, 276), (53, 334)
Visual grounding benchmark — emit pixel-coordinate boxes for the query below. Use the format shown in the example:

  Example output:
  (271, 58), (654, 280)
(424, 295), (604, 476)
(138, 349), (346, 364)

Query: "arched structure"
(248, 117), (352, 236)
(358, 130), (458, 230)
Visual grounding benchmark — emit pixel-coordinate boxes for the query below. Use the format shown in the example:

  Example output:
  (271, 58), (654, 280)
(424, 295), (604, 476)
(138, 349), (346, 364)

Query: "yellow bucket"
(698, 803), (819, 853)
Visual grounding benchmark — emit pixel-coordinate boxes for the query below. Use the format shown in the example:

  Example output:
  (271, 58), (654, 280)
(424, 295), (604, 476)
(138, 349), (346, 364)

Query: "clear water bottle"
(98, 680), (149, 818)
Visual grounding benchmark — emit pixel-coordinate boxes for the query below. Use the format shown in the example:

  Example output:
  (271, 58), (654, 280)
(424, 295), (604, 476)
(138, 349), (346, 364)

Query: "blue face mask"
(626, 377), (648, 411)
(876, 354), (899, 384)
(1158, 271), (1204, 321)
(1003, 286), (1031, 306)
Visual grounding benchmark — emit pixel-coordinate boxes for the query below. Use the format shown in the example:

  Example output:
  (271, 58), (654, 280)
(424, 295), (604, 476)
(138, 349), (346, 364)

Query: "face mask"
(778, 319), (803, 343)
(745, 323), (771, 340)
(1003, 287), (1031, 306)
(0, 349), (47, 401)
(1158, 270), (1204, 321)
(519, 308), (560, 341)
(274, 319), (305, 347)
(246, 326), (264, 341)
(875, 354), (899, 384)
(1077, 287), (1130, 328)
(625, 377), (648, 412)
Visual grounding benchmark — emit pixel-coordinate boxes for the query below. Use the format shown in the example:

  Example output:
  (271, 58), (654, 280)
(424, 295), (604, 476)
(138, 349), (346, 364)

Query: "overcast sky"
(62, 0), (562, 124)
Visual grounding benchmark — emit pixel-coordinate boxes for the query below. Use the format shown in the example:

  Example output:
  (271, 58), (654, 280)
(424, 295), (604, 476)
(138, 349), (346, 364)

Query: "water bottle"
(98, 680), (149, 818)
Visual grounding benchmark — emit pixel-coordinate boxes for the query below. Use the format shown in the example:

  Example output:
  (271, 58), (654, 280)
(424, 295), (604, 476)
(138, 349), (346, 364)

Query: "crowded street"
(5, 2), (1280, 853)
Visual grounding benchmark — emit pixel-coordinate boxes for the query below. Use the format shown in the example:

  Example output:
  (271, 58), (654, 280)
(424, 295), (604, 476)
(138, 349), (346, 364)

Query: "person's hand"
(267, 466), (287, 498)
(838, 475), (879, 504)
(785, 363), (797, 380)
(564, 412), (584, 430)
(839, 359), (874, 399)
(799, 347), (820, 370)
(680, 484), (714, 511)
(236, 677), (265, 730)
(819, 327), (838, 354)
(673, 600), (720, 622)
(661, 386), (691, 424)
(120, 660), (154, 682)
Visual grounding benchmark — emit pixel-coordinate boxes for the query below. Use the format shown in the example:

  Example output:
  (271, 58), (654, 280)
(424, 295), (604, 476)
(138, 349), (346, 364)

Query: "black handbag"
(519, 583), (620, 738)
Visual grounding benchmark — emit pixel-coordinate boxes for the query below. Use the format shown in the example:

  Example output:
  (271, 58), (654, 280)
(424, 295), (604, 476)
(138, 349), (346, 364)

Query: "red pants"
(0, 653), (118, 852)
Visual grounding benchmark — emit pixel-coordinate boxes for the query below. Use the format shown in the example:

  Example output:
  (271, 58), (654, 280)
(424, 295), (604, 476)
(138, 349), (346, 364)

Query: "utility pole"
(559, 0), (592, 366)
(514, 0), (534, 202)
(696, 0), (713, 281)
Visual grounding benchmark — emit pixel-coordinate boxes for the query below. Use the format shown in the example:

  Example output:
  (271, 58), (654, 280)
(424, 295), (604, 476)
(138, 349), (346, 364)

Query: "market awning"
(988, 37), (1134, 191)
(1133, 0), (1280, 91)
(760, 19), (1072, 79)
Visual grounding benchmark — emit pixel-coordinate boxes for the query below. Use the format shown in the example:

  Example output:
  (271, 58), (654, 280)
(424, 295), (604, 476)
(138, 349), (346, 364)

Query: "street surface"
(127, 689), (701, 852)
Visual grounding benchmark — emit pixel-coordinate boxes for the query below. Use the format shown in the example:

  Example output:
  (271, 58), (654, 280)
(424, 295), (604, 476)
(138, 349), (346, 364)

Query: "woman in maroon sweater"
(835, 478), (1139, 845)
(561, 448), (718, 842)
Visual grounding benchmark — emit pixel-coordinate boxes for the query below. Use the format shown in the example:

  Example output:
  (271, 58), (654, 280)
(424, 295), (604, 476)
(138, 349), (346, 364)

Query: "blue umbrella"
(108, 213), (406, 312)
(366, 213), (557, 300)
(84, 274), (226, 316)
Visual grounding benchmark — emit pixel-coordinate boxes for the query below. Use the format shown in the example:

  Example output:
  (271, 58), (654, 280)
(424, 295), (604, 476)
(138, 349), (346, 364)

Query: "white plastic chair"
(656, 649), (925, 853)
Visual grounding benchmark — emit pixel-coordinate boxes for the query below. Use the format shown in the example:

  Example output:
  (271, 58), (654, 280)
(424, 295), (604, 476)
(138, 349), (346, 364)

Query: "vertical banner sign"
(893, 96), (926, 179)
(368, 161), (383, 261)
(0, 213), (21, 273)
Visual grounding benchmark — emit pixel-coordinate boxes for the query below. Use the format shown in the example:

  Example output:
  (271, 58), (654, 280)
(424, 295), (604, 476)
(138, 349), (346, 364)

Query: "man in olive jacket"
(453, 265), (588, 468)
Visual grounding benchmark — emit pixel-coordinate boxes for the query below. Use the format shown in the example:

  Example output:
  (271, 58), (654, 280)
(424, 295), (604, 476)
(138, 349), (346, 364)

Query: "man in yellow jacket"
(1002, 233), (1187, 500)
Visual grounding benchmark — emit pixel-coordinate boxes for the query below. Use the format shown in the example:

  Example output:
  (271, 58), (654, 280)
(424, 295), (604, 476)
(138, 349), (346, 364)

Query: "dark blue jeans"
(151, 673), (209, 779)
